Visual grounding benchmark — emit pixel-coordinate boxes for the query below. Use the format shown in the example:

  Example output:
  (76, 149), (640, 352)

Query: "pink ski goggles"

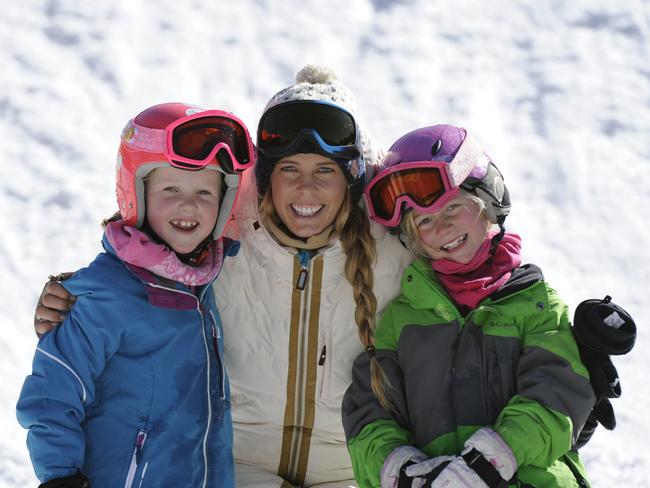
(365, 134), (489, 227)
(123, 110), (254, 174)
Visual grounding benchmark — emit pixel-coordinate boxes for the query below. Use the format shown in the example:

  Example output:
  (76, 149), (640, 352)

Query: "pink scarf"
(431, 232), (522, 310)
(105, 221), (224, 286)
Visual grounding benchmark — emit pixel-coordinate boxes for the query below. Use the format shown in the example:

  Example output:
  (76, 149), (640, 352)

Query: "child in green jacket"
(342, 124), (595, 488)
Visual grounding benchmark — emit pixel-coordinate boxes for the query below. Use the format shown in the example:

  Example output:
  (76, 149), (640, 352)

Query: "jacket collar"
(103, 235), (239, 310)
(402, 259), (544, 312)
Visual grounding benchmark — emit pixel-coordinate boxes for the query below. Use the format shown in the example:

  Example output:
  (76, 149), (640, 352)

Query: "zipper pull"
(296, 250), (314, 290)
(297, 267), (308, 290)
(318, 345), (327, 366)
(211, 323), (219, 356)
(135, 430), (147, 465)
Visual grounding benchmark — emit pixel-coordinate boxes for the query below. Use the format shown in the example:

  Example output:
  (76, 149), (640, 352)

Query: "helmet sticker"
(121, 121), (137, 144)
(185, 107), (205, 116)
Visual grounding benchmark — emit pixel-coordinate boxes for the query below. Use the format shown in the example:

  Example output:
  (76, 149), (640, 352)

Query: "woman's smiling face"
(270, 153), (348, 238)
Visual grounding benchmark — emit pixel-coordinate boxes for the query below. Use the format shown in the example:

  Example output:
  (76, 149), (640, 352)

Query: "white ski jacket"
(215, 172), (413, 487)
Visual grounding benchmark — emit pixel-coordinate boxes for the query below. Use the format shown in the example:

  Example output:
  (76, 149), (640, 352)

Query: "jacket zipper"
(283, 251), (315, 483)
(123, 430), (147, 488)
(318, 344), (327, 366)
(210, 310), (226, 401)
(296, 250), (314, 290)
(148, 283), (211, 488)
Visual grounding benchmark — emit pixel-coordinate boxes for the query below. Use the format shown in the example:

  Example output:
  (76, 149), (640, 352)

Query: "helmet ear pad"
(462, 163), (511, 225)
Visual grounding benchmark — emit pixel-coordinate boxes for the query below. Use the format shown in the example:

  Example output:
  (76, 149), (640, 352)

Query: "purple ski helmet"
(365, 124), (510, 228)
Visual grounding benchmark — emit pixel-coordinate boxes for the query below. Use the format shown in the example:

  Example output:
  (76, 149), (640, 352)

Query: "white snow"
(1, 1), (648, 486)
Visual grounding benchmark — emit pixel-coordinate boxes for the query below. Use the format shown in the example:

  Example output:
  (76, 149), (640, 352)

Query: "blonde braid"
(337, 192), (394, 411)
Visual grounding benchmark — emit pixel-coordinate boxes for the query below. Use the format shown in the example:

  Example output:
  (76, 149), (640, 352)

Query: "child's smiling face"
(145, 166), (222, 255)
(413, 195), (491, 264)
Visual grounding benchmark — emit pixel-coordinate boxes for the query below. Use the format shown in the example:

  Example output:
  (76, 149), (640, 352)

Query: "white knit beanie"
(265, 64), (356, 110)
(256, 65), (382, 199)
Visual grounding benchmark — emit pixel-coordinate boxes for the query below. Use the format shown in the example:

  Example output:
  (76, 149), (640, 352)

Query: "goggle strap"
(447, 133), (489, 187)
(216, 147), (234, 173)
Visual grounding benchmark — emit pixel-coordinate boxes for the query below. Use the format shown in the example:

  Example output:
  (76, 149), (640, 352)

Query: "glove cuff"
(463, 428), (517, 481)
(381, 445), (427, 488)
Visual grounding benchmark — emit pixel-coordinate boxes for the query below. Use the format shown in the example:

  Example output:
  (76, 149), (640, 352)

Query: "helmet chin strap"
(489, 221), (507, 256)
(141, 220), (213, 267)
(175, 236), (213, 267)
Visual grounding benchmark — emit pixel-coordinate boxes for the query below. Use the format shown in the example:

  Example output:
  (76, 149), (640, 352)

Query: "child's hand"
(429, 428), (516, 488)
(381, 445), (428, 488)
(403, 454), (455, 480)
(34, 273), (76, 337)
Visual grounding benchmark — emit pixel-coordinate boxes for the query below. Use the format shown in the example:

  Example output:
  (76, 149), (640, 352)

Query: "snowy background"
(1, 0), (648, 486)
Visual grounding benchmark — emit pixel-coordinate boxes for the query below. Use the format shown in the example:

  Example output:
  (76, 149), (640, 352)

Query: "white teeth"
(171, 220), (198, 229)
(441, 234), (467, 251)
(291, 204), (323, 217)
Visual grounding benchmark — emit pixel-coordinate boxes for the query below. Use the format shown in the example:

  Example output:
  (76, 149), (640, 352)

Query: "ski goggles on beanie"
(365, 134), (490, 227)
(257, 100), (362, 161)
(122, 110), (254, 174)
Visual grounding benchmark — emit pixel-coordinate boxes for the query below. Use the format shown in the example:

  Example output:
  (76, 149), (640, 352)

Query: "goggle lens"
(171, 116), (251, 171)
(258, 102), (357, 151)
(369, 167), (447, 221)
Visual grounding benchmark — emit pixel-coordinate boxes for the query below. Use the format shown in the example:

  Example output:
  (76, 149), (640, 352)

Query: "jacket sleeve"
(494, 284), (595, 468)
(341, 306), (414, 488)
(16, 284), (122, 482)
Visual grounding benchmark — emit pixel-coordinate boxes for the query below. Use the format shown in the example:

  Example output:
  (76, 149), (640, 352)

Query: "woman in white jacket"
(34, 65), (413, 488)
(219, 65), (412, 487)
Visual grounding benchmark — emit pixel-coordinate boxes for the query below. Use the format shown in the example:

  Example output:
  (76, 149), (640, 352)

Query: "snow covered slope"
(1, 1), (648, 486)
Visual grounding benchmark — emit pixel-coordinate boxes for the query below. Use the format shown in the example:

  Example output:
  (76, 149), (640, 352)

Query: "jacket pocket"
(317, 327), (357, 409)
(123, 429), (148, 488)
(317, 332), (329, 401)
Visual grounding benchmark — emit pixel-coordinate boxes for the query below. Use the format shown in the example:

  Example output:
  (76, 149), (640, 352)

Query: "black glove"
(574, 295), (636, 356)
(39, 473), (89, 488)
(574, 398), (615, 450)
(572, 295), (636, 445)
(574, 295), (636, 399)
(576, 346), (621, 400)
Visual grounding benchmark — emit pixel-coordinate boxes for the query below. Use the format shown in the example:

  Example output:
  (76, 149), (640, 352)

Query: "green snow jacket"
(342, 259), (595, 488)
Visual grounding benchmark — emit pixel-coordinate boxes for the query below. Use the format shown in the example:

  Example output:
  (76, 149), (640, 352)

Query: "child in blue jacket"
(17, 102), (255, 488)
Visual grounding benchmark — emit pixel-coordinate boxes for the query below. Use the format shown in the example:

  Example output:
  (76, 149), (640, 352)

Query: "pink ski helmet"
(116, 102), (255, 240)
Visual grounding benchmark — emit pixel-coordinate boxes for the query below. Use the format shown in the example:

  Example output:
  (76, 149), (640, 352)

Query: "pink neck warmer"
(105, 221), (224, 286)
(431, 232), (522, 310)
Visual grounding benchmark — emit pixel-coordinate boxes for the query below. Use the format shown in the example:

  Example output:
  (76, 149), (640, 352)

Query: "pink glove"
(429, 428), (517, 488)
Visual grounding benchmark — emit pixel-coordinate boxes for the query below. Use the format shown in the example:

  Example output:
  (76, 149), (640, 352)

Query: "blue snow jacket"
(17, 234), (239, 488)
